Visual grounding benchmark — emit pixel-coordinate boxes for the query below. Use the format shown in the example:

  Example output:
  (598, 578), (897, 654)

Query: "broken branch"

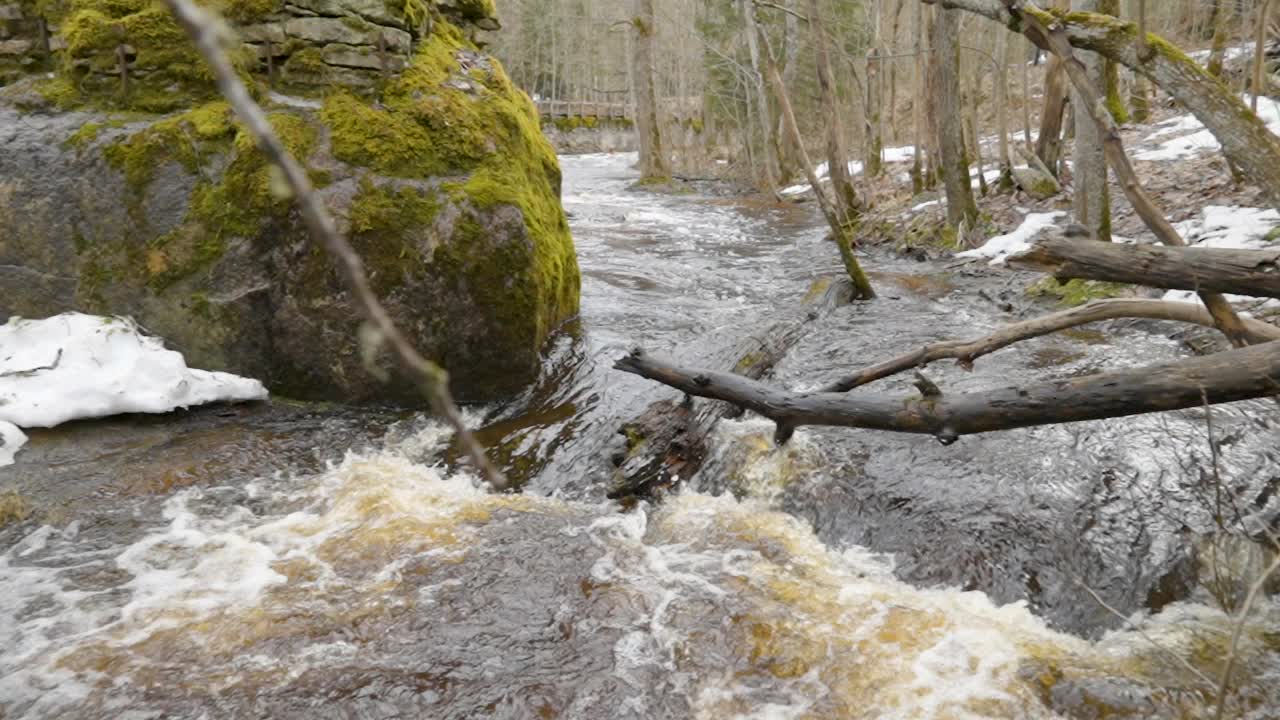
(822, 298), (1280, 393)
(616, 342), (1280, 442)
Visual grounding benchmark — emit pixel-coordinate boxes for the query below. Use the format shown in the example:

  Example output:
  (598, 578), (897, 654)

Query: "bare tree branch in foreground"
(163, 0), (507, 490)
(615, 341), (1280, 445)
(822, 298), (1280, 393)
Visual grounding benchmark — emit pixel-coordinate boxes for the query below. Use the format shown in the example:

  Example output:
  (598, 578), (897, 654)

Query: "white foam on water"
(0, 422), (499, 711)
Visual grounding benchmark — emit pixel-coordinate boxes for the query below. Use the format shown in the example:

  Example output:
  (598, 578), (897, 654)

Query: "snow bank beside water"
(0, 313), (267, 435)
(955, 211), (1066, 265)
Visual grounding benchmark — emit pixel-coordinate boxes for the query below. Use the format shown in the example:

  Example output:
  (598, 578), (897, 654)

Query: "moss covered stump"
(0, 3), (580, 405)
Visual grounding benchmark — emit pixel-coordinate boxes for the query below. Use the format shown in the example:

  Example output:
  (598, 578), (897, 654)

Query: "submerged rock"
(0, 0), (579, 405)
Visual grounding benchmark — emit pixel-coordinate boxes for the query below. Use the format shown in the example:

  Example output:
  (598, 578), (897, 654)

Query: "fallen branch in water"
(615, 342), (1280, 445)
(610, 278), (853, 499)
(163, 0), (506, 490)
(822, 298), (1280, 392)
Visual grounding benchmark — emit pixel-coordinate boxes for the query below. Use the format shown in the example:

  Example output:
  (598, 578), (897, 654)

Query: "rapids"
(2, 152), (1278, 719)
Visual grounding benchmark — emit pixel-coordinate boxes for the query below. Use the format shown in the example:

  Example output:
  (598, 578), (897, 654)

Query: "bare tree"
(756, 8), (876, 299)
(931, 0), (1280, 208)
(933, 5), (979, 234)
(808, 0), (860, 216)
(1072, 0), (1113, 242)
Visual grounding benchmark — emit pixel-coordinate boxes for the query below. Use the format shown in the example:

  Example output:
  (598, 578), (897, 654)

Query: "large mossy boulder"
(0, 0), (580, 405)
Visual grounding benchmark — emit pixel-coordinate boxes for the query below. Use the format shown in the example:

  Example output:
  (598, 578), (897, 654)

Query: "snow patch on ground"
(955, 211), (1066, 265)
(1161, 206), (1280, 307)
(1188, 43), (1254, 64)
(781, 145), (917, 195)
(1172, 205), (1280, 250)
(1135, 96), (1280, 161)
(0, 421), (26, 468)
(0, 314), (268, 432)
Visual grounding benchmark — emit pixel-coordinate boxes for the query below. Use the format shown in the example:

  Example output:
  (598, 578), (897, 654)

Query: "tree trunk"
(632, 0), (670, 182)
(808, 0), (860, 217)
(1072, 0), (1113, 242)
(933, 0), (1280, 209)
(1207, 0), (1231, 77)
(911, 0), (928, 192)
(866, 47), (885, 178)
(1098, 0), (1129, 123)
(1008, 236), (1280, 298)
(1252, 0), (1276, 114)
(777, 0), (804, 180)
(1037, 55), (1069, 172)
(741, 0), (781, 191)
(933, 6), (979, 232)
(760, 22), (876, 299)
(995, 26), (1014, 183)
(615, 340), (1280, 444)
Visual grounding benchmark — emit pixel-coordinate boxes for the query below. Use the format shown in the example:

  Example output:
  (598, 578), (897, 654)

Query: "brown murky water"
(2, 153), (1279, 719)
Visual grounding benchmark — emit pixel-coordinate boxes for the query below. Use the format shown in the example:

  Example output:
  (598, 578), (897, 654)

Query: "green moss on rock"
(104, 100), (235, 193)
(98, 104), (315, 291)
(51, 0), (257, 111)
(345, 177), (439, 294)
(321, 15), (579, 373)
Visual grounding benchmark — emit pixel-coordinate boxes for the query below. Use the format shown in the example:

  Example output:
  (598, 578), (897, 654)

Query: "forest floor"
(824, 95), (1280, 348)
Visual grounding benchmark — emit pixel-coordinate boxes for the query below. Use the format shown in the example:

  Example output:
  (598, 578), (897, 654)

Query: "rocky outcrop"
(0, 0), (580, 405)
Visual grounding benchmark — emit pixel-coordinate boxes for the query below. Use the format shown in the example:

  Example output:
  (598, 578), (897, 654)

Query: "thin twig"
(1214, 552), (1280, 720)
(162, 0), (507, 490)
(1074, 578), (1219, 690)
(822, 298), (1280, 393)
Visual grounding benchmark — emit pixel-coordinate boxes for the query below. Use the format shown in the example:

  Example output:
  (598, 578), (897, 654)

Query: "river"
(2, 152), (1278, 718)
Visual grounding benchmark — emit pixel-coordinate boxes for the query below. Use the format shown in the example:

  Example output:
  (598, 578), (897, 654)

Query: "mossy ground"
(1027, 277), (1130, 307)
(0, 490), (31, 528)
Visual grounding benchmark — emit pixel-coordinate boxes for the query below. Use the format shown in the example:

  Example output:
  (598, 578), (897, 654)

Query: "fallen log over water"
(615, 341), (1280, 445)
(607, 278), (853, 499)
(1007, 237), (1280, 299)
(822, 298), (1280, 392)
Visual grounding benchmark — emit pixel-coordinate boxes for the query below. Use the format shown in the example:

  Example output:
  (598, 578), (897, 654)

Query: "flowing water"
(3, 153), (1280, 719)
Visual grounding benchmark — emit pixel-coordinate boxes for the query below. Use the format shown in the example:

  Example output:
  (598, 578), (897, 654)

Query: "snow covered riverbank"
(0, 314), (267, 466)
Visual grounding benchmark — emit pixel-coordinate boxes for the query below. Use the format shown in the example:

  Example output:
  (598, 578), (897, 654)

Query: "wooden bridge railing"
(535, 100), (630, 120)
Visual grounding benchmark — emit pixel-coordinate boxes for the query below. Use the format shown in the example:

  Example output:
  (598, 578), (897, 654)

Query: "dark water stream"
(2, 152), (1279, 719)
